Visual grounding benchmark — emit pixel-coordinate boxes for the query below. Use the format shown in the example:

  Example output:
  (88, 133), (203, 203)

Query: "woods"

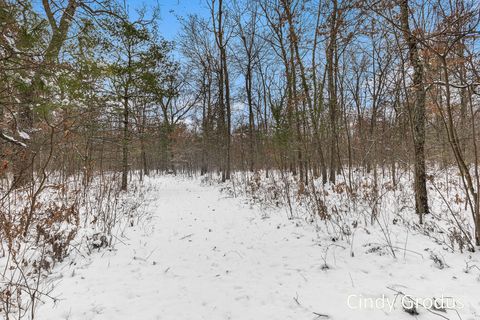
(1, 0), (480, 318)
(175, 0), (480, 243)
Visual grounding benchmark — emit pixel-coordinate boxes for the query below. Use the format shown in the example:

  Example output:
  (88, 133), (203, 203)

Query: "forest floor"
(37, 175), (480, 320)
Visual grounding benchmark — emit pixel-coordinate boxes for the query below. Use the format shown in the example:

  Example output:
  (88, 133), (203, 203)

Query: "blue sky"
(127, 0), (209, 40)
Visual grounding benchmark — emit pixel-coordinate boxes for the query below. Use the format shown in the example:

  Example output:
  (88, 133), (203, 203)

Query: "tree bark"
(399, 0), (429, 223)
(326, 0), (339, 184)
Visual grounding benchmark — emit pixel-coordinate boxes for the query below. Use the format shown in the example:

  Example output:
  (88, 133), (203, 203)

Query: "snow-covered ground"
(37, 175), (480, 320)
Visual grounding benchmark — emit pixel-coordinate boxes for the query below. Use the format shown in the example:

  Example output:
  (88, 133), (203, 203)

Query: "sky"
(126, 0), (209, 40)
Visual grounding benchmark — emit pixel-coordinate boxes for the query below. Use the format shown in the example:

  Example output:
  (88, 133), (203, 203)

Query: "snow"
(3, 33), (16, 48)
(18, 130), (31, 140)
(0, 131), (27, 147)
(37, 175), (480, 320)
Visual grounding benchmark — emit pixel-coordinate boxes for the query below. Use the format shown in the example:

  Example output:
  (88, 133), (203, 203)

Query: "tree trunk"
(121, 94), (129, 191)
(326, 0), (339, 184)
(399, 0), (429, 222)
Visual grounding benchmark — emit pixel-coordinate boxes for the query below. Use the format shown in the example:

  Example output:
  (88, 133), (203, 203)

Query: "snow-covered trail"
(38, 176), (480, 320)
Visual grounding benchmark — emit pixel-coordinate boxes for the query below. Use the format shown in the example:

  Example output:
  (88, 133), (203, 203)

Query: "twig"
(179, 233), (193, 240)
(313, 312), (330, 318)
